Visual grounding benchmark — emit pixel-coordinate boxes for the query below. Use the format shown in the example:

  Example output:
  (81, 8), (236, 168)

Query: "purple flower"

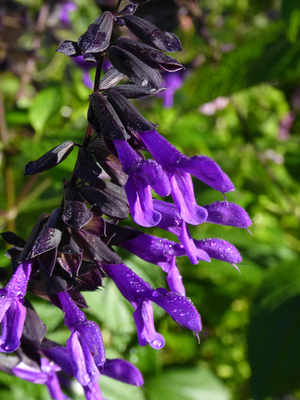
(83, 382), (104, 400)
(12, 359), (68, 400)
(120, 232), (186, 295)
(160, 70), (184, 108)
(138, 130), (234, 225)
(102, 358), (144, 386)
(102, 263), (202, 348)
(153, 199), (211, 265)
(73, 56), (97, 89)
(113, 139), (171, 227)
(57, 292), (105, 386)
(59, 2), (77, 25)
(0, 260), (32, 353)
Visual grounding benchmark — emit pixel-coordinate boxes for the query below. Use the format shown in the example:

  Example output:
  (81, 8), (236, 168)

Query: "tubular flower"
(57, 291), (105, 386)
(0, 260), (32, 353)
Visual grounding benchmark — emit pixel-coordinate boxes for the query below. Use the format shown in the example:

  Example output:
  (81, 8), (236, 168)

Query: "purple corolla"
(137, 130), (234, 225)
(0, 260), (32, 353)
(113, 139), (170, 226)
(102, 263), (202, 348)
(58, 291), (105, 386)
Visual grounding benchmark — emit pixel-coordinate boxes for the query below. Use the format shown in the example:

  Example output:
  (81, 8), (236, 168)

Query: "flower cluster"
(0, 1), (251, 399)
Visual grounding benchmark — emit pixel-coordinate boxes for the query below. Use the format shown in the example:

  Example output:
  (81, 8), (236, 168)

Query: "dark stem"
(66, 59), (104, 191)
(113, 0), (123, 16)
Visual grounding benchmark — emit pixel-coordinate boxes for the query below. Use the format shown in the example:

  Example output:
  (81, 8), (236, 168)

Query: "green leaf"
(28, 84), (62, 137)
(282, 0), (300, 42)
(145, 365), (231, 400)
(248, 262), (300, 399)
(100, 375), (146, 400)
(284, 147), (300, 182)
(183, 22), (300, 107)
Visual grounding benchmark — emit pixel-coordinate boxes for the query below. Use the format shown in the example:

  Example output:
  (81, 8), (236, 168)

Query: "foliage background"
(1, 0), (300, 399)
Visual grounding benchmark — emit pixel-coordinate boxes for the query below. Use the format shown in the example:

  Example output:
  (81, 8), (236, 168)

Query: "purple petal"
(113, 139), (141, 171)
(122, 233), (184, 266)
(150, 288), (202, 333)
(125, 174), (161, 227)
(203, 201), (252, 228)
(133, 300), (165, 349)
(170, 172), (208, 225)
(67, 330), (100, 386)
(113, 139), (171, 197)
(83, 382), (104, 400)
(134, 159), (171, 197)
(42, 345), (74, 377)
(103, 264), (153, 307)
(12, 361), (51, 384)
(195, 238), (242, 266)
(83, 70), (94, 89)
(0, 300), (26, 353)
(77, 321), (105, 367)
(153, 199), (182, 235)
(139, 130), (185, 172)
(58, 291), (86, 330)
(102, 358), (144, 386)
(165, 257), (186, 296)
(177, 155), (234, 193)
(178, 222), (210, 265)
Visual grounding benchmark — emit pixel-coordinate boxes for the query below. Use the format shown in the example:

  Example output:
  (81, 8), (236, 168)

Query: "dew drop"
(151, 339), (163, 349)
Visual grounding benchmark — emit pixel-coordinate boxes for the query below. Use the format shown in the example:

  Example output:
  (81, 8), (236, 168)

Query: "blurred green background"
(1, 0), (300, 399)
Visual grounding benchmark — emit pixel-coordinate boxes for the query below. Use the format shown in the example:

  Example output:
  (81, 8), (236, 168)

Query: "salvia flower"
(58, 291), (105, 386)
(0, 260), (32, 353)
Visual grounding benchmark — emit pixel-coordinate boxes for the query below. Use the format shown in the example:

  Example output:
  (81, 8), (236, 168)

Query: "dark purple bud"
(108, 46), (162, 89)
(21, 300), (47, 349)
(78, 11), (114, 56)
(79, 206), (105, 237)
(74, 147), (102, 182)
(17, 213), (49, 262)
(80, 184), (129, 220)
(115, 38), (184, 72)
(107, 90), (156, 132)
(76, 266), (103, 289)
(102, 358), (144, 386)
(71, 229), (122, 265)
(56, 40), (81, 57)
(62, 187), (92, 229)
(88, 92), (130, 140)
(203, 201), (252, 229)
(99, 66), (125, 91)
(1, 232), (26, 248)
(89, 138), (128, 186)
(105, 84), (164, 99)
(57, 252), (83, 277)
(120, 15), (182, 52)
(31, 208), (63, 259)
(24, 141), (74, 176)
(58, 228), (83, 256)
(119, 3), (138, 16)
